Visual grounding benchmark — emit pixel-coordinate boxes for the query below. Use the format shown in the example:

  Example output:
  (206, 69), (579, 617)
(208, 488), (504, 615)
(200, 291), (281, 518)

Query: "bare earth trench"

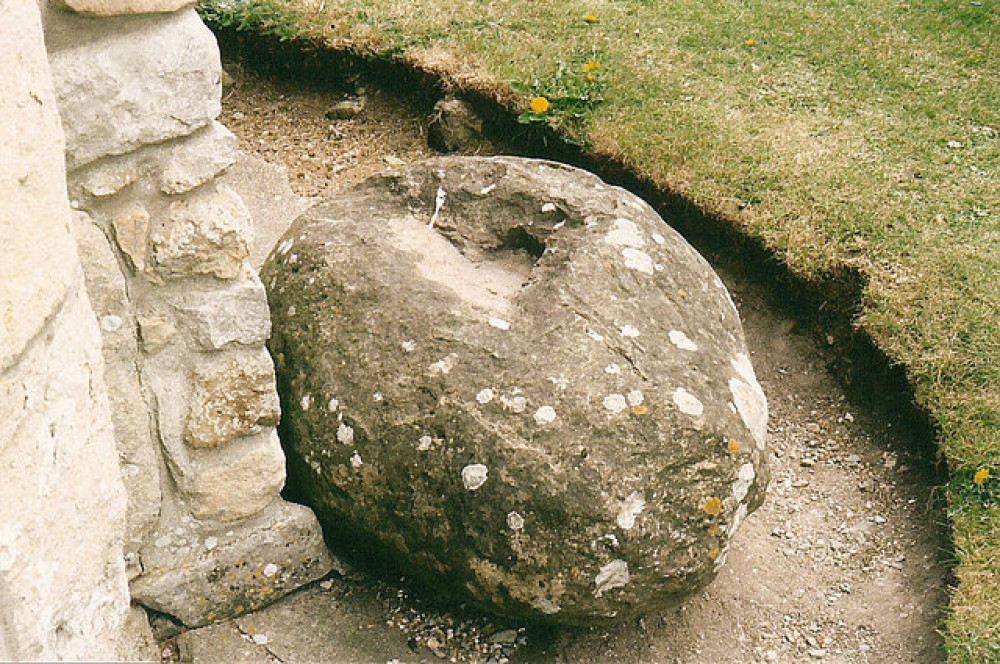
(162, 65), (949, 664)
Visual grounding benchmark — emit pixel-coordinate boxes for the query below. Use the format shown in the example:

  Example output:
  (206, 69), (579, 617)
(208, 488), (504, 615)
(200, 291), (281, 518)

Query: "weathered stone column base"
(131, 500), (332, 627)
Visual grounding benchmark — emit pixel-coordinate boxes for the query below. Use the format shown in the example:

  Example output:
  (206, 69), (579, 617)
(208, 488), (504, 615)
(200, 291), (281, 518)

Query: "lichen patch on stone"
(732, 462), (756, 503)
(627, 390), (644, 407)
(336, 423), (354, 445)
(619, 324), (641, 338)
(621, 248), (655, 275)
(603, 394), (628, 414)
(534, 406), (557, 425)
(429, 354), (457, 374)
(672, 387), (704, 417)
(594, 559), (629, 597)
(669, 329), (699, 352)
(489, 317), (511, 330)
(531, 597), (561, 614)
(506, 511), (525, 530)
(616, 492), (646, 530)
(461, 463), (489, 491)
(604, 218), (645, 248)
(501, 395), (528, 413)
(729, 376), (768, 450)
(476, 388), (495, 404)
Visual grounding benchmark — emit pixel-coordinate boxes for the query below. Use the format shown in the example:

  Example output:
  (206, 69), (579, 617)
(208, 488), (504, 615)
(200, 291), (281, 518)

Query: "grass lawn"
(199, 0), (1000, 659)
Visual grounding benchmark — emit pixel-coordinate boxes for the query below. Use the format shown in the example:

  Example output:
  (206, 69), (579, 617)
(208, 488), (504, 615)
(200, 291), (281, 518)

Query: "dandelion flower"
(586, 74), (596, 82)
(974, 468), (990, 486)
(582, 14), (598, 23)
(584, 61), (600, 72)
(728, 438), (740, 454)
(704, 497), (722, 516)
(745, 39), (756, 47)
(529, 96), (550, 114)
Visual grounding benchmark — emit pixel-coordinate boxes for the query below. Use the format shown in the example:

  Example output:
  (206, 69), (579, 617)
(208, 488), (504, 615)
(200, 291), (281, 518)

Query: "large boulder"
(263, 156), (769, 625)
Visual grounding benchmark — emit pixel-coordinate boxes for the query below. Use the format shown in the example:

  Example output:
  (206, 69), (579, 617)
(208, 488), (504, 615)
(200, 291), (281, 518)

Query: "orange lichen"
(632, 405), (648, 416)
(728, 438), (740, 454)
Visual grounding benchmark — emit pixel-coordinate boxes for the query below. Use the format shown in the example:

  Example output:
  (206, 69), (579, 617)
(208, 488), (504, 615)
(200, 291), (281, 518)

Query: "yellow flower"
(529, 96), (550, 114)
(582, 14), (599, 23)
(745, 39), (756, 47)
(586, 74), (596, 82)
(974, 468), (990, 486)
(708, 547), (721, 560)
(704, 497), (722, 516)
(708, 523), (719, 536)
(584, 61), (600, 72)
(728, 438), (740, 454)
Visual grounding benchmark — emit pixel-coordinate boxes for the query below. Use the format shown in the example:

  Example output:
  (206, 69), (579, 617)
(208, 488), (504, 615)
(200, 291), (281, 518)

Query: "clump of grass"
(198, 0), (311, 41)
(512, 51), (606, 146)
(197, 0), (1000, 660)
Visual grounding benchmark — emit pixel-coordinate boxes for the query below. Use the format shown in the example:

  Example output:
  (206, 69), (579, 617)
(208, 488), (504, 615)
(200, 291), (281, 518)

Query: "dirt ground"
(178, 64), (950, 664)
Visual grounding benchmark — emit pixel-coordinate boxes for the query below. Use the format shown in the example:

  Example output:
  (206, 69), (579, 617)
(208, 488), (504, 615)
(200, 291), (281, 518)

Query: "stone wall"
(1, 0), (330, 657)
(43, 0), (332, 629)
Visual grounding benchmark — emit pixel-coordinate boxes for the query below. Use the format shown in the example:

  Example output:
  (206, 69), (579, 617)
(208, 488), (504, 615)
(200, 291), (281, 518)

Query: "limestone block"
(151, 183), (253, 280)
(185, 350), (281, 449)
(51, 0), (197, 18)
(131, 500), (333, 627)
(70, 123), (238, 204)
(45, 7), (221, 170)
(0, 1), (78, 370)
(0, 278), (131, 660)
(73, 212), (162, 575)
(169, 267), (272, 350)
(160, 122), (238, 195)
(181, 430), (287, 522)
(78, 160), (139, 198)
(264, 156), (770, 625)
(137, 315), (177, 353)
(111, 203), (151, 272)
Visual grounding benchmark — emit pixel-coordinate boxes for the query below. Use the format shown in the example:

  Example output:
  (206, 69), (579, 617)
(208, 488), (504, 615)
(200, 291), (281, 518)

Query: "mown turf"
(199, 0), (1000, 659)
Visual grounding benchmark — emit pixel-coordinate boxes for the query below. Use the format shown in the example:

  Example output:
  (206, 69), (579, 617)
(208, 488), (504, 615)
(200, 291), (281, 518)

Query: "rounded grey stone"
(263, 156), (769, 625)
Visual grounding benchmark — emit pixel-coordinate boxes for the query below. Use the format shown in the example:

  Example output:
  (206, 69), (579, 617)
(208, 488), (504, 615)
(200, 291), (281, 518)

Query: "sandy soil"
(183, 64), (950, 664)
